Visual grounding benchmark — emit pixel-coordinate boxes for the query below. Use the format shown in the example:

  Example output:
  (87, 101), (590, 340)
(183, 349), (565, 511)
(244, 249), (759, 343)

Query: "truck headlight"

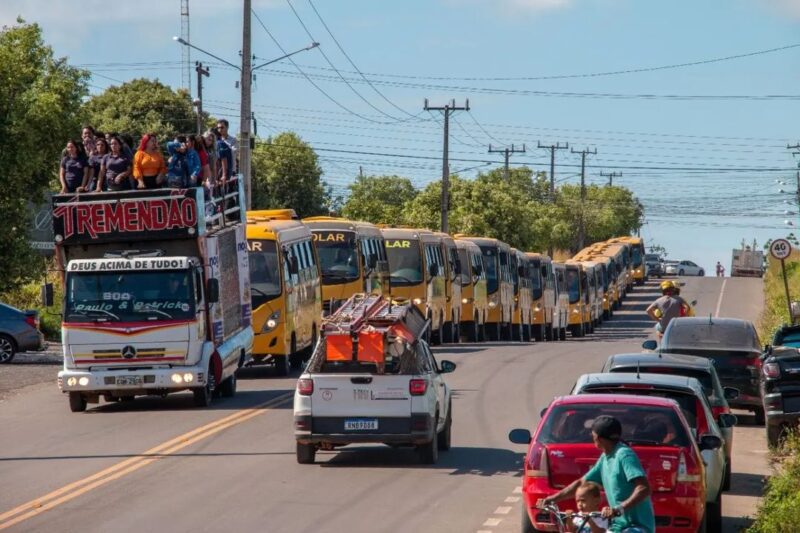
(67, 377), (77, 387)
(171, 373), (183, 384)
(183, 373), (194, 383)
(78, 377), (89, 386)
(262, 310), (281, 333)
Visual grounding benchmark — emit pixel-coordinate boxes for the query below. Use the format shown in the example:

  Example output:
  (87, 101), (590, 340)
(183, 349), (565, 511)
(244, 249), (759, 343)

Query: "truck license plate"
(115, 376), (142, 386)
(344, 419), (378, 431)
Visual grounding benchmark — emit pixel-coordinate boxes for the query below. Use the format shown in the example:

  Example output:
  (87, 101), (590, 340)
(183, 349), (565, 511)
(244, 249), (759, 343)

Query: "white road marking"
(715, 278), (728, 317)
(513, 486), (523, 494)
(483, 518), (503, 527)
(477, 530), (492, 533)
(505, 496), (520, 503)
(495, 506), (512, 515)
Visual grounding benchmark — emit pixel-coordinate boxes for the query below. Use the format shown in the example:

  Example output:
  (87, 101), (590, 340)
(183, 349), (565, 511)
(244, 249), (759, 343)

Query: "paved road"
(0, 277), (766, 532)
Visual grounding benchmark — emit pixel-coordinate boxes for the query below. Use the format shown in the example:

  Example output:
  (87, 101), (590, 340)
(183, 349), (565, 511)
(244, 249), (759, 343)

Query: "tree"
(81, 78), (196, 141)
(0, 20), (89, 293)
(342, 175), (417, 225)
(251, 132), (327, 217)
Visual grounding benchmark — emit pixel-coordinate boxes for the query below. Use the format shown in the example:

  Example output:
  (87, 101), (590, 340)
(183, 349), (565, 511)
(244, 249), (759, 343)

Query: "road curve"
(0, 277), (766, 532)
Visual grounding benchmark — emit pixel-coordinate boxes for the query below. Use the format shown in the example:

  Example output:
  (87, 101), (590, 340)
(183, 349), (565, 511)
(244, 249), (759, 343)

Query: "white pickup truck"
(293, 296), (456, 464)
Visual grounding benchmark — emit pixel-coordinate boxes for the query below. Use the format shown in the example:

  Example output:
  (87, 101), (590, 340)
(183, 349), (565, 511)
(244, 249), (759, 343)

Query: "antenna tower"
(180, 0), (191, 94)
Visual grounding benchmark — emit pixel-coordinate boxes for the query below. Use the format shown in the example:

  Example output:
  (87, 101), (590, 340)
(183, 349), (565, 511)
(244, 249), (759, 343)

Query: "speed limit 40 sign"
(771, 238), (793, 260)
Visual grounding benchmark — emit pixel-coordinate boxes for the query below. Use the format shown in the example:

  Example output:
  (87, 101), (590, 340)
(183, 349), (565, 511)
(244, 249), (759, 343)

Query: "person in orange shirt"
(133, 133), (167, 189)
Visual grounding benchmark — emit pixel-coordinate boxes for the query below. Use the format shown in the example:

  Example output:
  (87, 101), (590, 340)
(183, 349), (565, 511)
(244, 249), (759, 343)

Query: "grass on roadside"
(749, 430), (800, 533)
(758, 251), (800, 342)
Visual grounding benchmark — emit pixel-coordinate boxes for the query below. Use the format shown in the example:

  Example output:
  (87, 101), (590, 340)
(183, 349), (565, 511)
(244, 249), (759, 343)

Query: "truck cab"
(52, 180), (252, 411)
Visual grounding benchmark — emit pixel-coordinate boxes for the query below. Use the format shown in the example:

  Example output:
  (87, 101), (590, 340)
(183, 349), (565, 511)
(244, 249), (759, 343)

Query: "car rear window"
(609, 366), (712, 395)
(539, 404), (690, 447)
(579, 386), (697, 430)
(664, 320), (760, 352)
(778, 333), (800, 348)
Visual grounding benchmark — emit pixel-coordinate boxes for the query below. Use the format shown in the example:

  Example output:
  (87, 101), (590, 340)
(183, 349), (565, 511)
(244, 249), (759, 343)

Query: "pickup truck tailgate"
(310, 374), (413, 418)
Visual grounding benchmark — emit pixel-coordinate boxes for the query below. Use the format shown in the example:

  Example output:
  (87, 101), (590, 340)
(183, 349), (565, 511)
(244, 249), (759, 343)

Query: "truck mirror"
(41, 283), (54, 308)
(207, 278), (220, 303)
(368, 254), (378, 270)
(429, 263), (439, 277)
(454, 258), (462, 275)
(289, 256), (299, 276)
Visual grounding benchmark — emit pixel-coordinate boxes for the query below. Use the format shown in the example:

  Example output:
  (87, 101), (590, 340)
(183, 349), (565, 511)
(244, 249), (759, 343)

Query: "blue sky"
(3, 0), (800, 270)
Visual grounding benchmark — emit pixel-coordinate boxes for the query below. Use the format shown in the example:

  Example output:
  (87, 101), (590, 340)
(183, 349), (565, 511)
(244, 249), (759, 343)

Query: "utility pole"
(424, 98), (470, 233)
(488, 144), (526, 180)
(537, 141), (569, 198)
(194, 62), (209, 135)
(600, 171), (621, 187)
(572, 147), (597, 250)
(240, 0), (253, 209)
(180, 0), (191, 94)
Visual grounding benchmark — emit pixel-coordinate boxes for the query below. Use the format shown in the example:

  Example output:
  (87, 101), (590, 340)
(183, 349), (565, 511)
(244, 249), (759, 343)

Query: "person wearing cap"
(538, 416), (655, 533)
(646, 280), (683, 338)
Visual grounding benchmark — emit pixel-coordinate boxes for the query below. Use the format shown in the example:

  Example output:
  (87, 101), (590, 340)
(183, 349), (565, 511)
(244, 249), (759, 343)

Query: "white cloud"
(761, 0), (800, 20)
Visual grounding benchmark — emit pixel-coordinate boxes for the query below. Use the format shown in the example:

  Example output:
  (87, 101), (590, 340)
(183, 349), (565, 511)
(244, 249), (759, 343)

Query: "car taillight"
(297, 378), (314, 396)
(763, 362), (781, 379)
(525, 443), (549, 478)
(409, 379), (428, 396)
(24, 315), (39, 330)
(676, 452), (701, 483)
(711, 405), (729, 419)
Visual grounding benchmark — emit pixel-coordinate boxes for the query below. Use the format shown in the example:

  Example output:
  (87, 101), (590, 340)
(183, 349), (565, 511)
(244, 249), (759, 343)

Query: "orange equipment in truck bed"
(321, 294), (428, 365)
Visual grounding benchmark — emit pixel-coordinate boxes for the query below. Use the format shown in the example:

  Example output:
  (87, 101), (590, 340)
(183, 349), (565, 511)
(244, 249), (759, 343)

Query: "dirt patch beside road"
(0, 347), (61, 402)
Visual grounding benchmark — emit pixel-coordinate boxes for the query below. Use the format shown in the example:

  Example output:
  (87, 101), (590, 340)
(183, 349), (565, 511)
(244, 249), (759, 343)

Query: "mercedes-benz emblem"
(121, 346), (137, 359)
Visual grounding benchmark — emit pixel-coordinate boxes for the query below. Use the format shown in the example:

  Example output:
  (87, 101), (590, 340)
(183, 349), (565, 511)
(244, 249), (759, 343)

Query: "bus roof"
(303, 217), (382, 237)
(246, 209), (298, 220)
(246, 218), (310, 242)
(381, 227), (425, 240)
(455, 239), (481, 253)
(458, 236), (510, 250)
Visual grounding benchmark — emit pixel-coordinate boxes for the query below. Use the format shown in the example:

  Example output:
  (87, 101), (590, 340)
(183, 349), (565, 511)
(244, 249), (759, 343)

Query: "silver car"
(571, 372), (728, 531)
(0, 302), (45, 363)
(664, 260), (705, 276)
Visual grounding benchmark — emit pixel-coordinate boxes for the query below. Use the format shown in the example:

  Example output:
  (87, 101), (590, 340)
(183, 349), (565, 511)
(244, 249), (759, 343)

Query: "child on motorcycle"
(564, 481), (609, 533)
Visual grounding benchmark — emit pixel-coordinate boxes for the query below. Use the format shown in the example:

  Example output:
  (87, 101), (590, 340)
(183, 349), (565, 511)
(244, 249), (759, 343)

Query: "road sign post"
(771, 239), (794, 323)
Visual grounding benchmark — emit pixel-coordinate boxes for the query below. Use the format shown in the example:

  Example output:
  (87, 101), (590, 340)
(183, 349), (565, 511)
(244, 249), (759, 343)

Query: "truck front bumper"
(58, 365), (207, 393)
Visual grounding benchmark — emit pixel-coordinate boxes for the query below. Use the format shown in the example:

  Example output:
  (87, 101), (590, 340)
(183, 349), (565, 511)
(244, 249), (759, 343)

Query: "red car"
(509, 394), (715, 533)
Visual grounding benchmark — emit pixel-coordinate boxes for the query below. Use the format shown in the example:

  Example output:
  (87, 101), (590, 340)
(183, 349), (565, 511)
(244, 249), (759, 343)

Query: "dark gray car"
(0, 302), (45, 363)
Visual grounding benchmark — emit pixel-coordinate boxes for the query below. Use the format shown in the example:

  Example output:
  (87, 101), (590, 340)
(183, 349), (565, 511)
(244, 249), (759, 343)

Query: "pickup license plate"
(115, 375), (142, 386)
(344, 419), (378, 431)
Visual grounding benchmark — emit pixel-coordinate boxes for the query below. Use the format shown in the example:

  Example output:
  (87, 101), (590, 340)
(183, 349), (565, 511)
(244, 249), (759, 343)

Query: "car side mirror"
(718, 413), (738, 428)
(540, 407), (548, 418)
(41, 283), (54, 307)
(508, 428), (532, 445)
(723, 387), (740, 401)
(439, 360), (456, 373)
(698, 434), (722, 451)
(642, 339), (658, 351)
(206, 278), (219, 303)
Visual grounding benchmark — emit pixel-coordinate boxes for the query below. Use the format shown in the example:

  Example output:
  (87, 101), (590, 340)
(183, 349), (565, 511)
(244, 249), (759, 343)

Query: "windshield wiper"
(134, 305), (173, 319)
(68, 308), (121, 321)
(323, 272), (357, 280)
(390, 275), (418, 284)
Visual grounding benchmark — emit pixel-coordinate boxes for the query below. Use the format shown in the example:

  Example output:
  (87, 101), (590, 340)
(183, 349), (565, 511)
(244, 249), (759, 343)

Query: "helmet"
(660, 280), (675, 291)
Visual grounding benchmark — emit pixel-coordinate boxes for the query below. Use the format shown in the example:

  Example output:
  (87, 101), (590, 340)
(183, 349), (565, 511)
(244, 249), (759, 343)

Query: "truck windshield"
(313, 231), (360, 285)
(479, 246), (499, 294)
(566, 268), (581, 304)
(65, 270), (195, 322)
(248, 239), (282, 310)
(385, 239), (422, 286)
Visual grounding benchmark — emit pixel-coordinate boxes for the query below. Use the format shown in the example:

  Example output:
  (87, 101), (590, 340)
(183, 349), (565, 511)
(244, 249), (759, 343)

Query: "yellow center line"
(0, 392), (293, 530)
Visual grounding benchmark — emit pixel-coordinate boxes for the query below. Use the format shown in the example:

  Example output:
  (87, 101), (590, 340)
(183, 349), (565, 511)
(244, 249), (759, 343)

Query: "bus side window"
(283, 247), (294, 288)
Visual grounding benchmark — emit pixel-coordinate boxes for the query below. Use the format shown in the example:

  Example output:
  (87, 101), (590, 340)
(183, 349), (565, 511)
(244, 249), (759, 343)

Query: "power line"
(489, 144), (527, 180)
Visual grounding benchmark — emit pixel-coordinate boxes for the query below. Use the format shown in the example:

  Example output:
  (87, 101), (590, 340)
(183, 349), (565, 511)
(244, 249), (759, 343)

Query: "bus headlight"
(534, 305), (541, 312)
(461, 298), (470, 304)
(572, 309), (580, 314)
(413, 298), (423, 305)
(262, 310), (281, 333)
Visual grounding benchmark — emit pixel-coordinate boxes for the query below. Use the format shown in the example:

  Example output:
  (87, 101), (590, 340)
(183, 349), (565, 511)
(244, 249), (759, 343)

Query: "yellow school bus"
(591, 254), (616, 319)
(455, 239), (488, 342)
(246, 210), (322, 375)
(434, 232), (463, 343)
(581, 261), (605, 327)
(609, 236), (646, 286)
(381, 227), (447, 344)
(551, 262), (569, 341)
(303, 216), (390, 316)
(511, 248), (533, 341)
(457, 236), (514, 341)
(526, 253), (554, 341)
(564, 260), (592, 338)
(600, 243), (632, 296)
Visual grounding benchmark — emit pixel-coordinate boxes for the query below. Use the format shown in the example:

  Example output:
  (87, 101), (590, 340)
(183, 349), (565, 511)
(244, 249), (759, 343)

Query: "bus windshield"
(632, 246), (643, 267)
(314, 231), (360, 285)
(386, 239), (423, 286)
(248, 240), (282, 309)
(530, 260), (543, 300)
(479, 246), (499, 294)
(566, 268), (581, 304)
(65, 270), (195, 323)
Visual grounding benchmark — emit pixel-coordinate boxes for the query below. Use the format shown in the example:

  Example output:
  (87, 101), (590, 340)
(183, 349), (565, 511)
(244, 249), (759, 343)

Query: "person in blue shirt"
(538, 416), (656, 533)
(166, 136), (201, 188)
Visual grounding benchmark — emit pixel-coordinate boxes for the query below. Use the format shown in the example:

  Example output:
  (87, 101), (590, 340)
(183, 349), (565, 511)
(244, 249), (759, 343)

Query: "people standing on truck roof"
(87, 137), (109, 192)
(202, 131), (218, 185)
(81, 125), (97, 158)
(216, 119), (238, 173)
(97, 136), (133, 192)
(133, 134), (167, 189)
(216, 128), (234, 184)
(59, 139), (90, 194)
(191, 135), (210, 185)
(165, 136), (194, 189)
(106, 132), (134, 160)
